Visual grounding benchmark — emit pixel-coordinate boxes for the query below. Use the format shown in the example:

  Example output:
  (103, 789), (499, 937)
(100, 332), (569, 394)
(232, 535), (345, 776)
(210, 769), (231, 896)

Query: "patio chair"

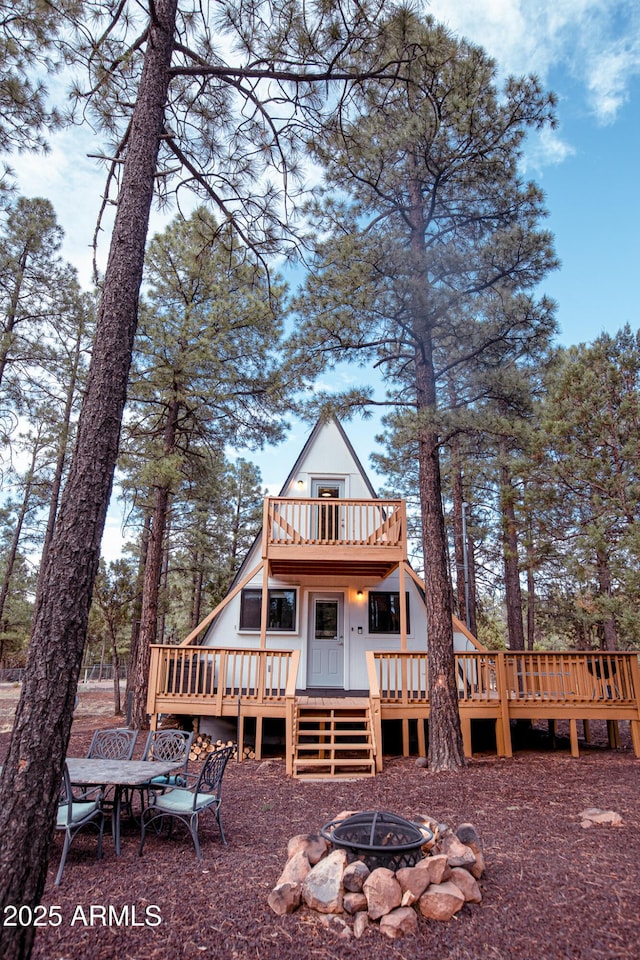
(139, 744), (235, 860)
(55, 763), (105, 885)
(85, 727), (138, 822)
(87, 727), (138, 761)
(127, 729), (194, 813)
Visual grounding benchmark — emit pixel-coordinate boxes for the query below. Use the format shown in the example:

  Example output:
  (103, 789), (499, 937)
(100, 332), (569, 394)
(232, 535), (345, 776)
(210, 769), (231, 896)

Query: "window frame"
(367, 591), (411, 635)
(239, 587), (298, 633)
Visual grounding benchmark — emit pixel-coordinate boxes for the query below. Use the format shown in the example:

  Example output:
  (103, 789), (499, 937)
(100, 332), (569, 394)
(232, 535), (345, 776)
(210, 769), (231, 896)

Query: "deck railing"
(146, 644), (298, 715)
(367, 650), (640, 707)
(264, 497), (405, 548)
(503, 652), (638, 703)
(148, 646), (640, 761)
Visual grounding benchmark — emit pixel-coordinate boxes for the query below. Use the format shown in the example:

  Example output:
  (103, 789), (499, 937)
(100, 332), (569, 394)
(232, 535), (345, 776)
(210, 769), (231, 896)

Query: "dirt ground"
(1, 683), (639, 960)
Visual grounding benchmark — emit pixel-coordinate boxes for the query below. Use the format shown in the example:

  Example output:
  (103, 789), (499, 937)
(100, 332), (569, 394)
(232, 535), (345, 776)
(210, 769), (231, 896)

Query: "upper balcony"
(262, 496), (407, 579)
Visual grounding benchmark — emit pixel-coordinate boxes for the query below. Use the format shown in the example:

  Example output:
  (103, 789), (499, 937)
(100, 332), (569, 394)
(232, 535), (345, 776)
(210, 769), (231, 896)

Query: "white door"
(307, 594), (344, 687)
(311, 480), (345, 542)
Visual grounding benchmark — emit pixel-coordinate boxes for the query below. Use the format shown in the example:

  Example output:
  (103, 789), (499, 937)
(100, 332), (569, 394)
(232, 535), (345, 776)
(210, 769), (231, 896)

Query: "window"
(368, 592), (410, 634)
(239, 588), (297, 631)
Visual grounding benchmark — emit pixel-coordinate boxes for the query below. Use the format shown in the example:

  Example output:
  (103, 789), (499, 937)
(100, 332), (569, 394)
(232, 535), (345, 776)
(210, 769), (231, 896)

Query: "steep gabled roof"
(276, 416), (378, 498)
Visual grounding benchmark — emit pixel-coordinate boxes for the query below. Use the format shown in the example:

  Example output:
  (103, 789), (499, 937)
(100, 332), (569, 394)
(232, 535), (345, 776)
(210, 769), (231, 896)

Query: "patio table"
(66, 757), (184, 855)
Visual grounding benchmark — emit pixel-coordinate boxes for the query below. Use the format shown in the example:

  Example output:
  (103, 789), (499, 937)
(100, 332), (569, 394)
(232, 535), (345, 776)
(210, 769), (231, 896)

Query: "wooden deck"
(146, 646), (640, 775)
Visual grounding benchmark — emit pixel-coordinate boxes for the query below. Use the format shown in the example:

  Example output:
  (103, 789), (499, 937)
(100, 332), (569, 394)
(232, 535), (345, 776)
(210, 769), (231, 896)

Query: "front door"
(307, 594), (344, 687)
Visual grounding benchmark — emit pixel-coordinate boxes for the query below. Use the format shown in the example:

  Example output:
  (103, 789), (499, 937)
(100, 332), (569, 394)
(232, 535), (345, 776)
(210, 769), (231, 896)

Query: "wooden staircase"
(292, 697), (376, 779)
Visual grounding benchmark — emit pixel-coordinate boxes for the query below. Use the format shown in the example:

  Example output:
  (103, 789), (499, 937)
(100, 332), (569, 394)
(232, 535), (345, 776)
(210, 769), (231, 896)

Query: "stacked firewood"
(188, 735), (242, 761)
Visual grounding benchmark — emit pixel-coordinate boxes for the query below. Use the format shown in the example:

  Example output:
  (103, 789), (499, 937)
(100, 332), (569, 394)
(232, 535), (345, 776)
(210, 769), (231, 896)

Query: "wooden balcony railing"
(264, 497), (406, 550)
(366, 650), (640, 758)
(146, 644), (300, 716)
(366, 650), (640, 708)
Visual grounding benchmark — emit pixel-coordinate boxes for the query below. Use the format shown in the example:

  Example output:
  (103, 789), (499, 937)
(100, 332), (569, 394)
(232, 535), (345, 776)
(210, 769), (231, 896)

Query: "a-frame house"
(146, 418), (640, 775)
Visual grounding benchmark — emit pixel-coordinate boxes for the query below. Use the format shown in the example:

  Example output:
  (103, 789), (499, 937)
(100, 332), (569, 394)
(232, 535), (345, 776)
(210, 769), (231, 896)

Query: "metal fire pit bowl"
(320, 811), (433, 872)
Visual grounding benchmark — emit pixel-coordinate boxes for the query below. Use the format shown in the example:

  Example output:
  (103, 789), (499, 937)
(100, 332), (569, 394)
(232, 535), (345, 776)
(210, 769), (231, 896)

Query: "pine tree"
(292, 9), (558, 769)
(122, 207), (292, 727)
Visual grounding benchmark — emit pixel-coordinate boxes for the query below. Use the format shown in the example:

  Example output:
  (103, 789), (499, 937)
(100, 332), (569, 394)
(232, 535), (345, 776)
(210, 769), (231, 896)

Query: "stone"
(396, 862), (432, 901)
(363, 867), (402, 920)
(437, 834), (477, 869)
(455, 823), (484, 876)
(379, 907), (419, 939)
(456, 822), (481, 848)
(268, 883), (301, 916)
(277, 850), (311, 886)
(343, 892), (368, 915)
(423, 854), (451, 885)
(343, 860), (370, 892)
(468, 848), (486, 879)
(353, 911), (369, 939)
(418, 881), (465, 921)
(449, 867), (482, 903)
(287, 834), (329, 865)
(414, 756), (428, 768)
(579, 808), (623, 827)
(302, 849), (347, 914)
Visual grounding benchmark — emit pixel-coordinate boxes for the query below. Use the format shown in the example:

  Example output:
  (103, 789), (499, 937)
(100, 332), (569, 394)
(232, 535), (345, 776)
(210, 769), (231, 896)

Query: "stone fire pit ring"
(320, 810), (433, 872)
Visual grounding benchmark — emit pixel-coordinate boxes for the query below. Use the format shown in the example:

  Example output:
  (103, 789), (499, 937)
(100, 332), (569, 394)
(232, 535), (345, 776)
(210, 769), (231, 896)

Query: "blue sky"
(13, 0), (640, 533)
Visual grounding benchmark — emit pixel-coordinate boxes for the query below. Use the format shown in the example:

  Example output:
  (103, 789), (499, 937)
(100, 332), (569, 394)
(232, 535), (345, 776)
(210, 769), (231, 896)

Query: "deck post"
(627, 654), (640, 757)
(399, 562), (408, 652)
(285, 650), (300, 777)
(417, 717), (426, 758)
(461, 716), (472, 757)
(496, 653), (513, 758)
(146, 645), (162, 720)
(259, 562), (270, 650)
(366, 652), (384, 772)
(254, 716), (263, 761)
(569, 719), (579, 757)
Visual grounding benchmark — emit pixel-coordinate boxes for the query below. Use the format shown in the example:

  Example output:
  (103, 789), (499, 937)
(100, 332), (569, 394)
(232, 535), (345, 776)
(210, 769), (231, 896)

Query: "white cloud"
(586, 40), (640, 124)
(522, 126), (576, 175)
(424, 0), (640, 125)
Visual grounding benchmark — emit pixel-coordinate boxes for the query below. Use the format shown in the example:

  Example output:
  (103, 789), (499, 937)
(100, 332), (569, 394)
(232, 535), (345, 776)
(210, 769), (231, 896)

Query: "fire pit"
(320, 811), (432, 871)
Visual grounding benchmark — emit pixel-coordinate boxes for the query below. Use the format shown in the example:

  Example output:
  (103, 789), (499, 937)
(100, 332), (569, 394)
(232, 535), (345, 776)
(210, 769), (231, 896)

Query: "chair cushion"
(153, 790), (218, 814)
(57, 801), (100, 827)
(150, 774), (186, 786)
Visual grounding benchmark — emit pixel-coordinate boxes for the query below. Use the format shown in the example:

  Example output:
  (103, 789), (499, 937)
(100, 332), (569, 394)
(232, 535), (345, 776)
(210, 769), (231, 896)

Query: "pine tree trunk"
(192, 555), (204, 630)
(0, 432), (41, 626)
(467, 529), (478, 637)
(451, 455), (465, 622)
(125, 511), (151, 715)
(110, 626), (122, 715)
(129, 397), (179, 729)
(408, 171), (465, 772)
(595, 549), (618, 651)
(39, 325), (83, 574)
(500, 458), (525, 650)
(526, 526), (536, 650)
(0, 5), (178, 956)
(418, 422), (466, 771)
(0, 243), (29, 389)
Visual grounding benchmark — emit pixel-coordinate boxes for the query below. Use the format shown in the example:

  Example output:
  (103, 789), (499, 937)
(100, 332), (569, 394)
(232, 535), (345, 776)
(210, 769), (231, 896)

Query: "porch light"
(356, 590), (364, 599)
(296, 479), (304, 489)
